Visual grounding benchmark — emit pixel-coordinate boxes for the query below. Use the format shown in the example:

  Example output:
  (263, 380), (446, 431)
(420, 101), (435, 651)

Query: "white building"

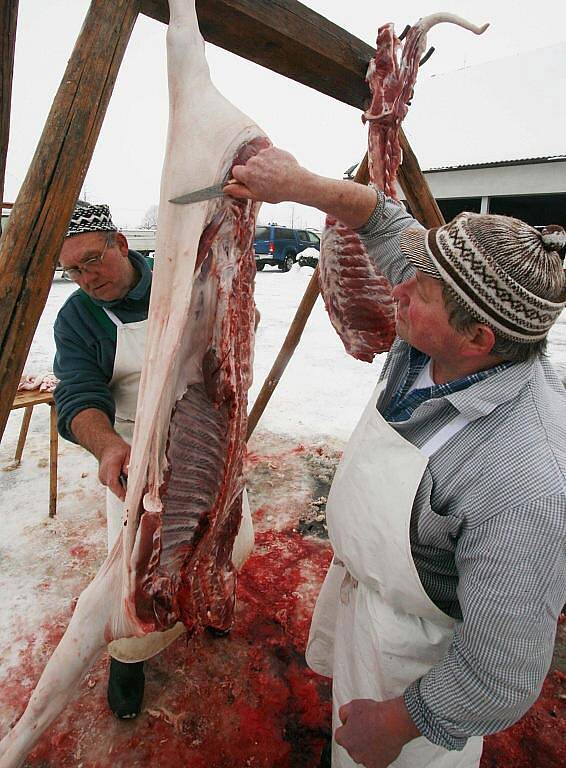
(418, 156), (566, 227)
(399, 43), (566, 227)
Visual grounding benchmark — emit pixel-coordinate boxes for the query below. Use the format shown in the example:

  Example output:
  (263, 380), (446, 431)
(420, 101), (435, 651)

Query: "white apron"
(102, 308), (254, 661)
(306, 381), (483, 767)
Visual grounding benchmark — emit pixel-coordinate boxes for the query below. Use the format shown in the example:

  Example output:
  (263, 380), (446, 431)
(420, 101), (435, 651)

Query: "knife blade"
(169, 182), (228, 205)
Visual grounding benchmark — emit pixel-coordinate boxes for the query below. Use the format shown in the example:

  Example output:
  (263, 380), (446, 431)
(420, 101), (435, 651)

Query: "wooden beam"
(141, 0), (373, 109)
(0, 0), (140, 444)
(0, 0), (18, 213)
(141, 0), (442, 228)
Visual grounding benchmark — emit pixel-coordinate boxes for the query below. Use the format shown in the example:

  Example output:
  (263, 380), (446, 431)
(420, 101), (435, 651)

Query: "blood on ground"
(0, 433), (562, 766)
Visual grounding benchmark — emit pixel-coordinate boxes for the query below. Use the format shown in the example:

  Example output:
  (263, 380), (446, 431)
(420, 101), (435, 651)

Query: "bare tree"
(140, 204), (158, 229)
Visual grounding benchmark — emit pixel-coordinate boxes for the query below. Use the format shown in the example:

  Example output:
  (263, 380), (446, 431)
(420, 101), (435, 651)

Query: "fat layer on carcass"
(0, 1), (269, 765)
(318, 14), (489, 364)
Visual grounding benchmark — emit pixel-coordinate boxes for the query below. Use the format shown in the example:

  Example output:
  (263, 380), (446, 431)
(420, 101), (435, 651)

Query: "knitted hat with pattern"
(66, 201), (117, 238)
(400, 212), (566, 342)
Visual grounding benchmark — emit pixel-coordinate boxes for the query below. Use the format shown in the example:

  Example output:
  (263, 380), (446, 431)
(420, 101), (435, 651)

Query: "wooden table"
(10, 390), (58, 517)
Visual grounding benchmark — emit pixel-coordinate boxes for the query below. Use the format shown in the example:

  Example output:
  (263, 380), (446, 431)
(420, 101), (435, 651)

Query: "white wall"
(411, 161), (566, 200)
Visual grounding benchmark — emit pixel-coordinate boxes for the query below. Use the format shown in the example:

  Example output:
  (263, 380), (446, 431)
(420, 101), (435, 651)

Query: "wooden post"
(0, 0), (140, 444)
(0, 0), (18, 211)
(49, 403), (58, 517)
(14, 404), (32, 465)
(398, 132), (444, 228)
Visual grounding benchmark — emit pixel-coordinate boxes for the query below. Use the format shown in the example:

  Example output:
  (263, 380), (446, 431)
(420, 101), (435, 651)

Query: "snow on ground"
(250, 264), (387, 442)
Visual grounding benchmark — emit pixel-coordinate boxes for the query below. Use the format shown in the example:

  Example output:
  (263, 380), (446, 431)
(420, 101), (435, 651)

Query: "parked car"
(254, 225), (320, 271)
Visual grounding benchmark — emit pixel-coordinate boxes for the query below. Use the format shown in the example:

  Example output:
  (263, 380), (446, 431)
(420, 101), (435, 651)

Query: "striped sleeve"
(404, 492), (566, 749)
(355, 189), (421, 287)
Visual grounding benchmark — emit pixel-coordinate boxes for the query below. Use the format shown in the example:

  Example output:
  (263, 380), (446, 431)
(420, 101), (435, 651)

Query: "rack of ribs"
(318, 14), (488, 363)
(0, 1), (269, 765)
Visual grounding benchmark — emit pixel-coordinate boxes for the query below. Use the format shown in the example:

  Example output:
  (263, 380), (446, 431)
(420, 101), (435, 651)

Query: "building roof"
(403, 42), (566, 169)
(425, 155), (566, 173)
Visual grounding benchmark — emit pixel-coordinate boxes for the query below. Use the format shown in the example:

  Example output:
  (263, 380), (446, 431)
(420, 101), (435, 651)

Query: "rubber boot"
(107, 658), (145, 719)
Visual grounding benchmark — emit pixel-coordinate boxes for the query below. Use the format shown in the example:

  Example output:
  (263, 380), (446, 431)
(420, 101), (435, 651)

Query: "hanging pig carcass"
(0, 0), (269, 765)
(318, 14), (489, 363)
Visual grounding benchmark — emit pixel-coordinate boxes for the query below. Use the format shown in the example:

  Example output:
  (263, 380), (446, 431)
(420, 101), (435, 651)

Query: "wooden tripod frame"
(0, 0), (444, 444)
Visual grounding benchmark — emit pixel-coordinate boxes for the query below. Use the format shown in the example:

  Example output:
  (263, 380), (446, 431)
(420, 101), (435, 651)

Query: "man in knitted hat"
(225, 147), (566, 768)
(53, 201), (254, 720)
(54, 201), (157, 719)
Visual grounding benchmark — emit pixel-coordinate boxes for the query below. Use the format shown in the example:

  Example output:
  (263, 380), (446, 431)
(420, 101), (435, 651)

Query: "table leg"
(49, 404), (58, 517)
(14, 405), (33, 464)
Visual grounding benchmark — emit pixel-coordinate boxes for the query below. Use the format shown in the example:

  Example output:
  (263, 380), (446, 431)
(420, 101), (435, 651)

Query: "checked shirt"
(353, 192), (566, 750)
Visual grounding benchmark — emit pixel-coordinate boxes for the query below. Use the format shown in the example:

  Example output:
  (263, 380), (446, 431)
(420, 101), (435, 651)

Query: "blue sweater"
(53, 250), (152, 442)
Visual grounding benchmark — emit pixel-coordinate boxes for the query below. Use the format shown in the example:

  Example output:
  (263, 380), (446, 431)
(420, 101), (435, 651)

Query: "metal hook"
(419, 46), (435, 67)
(398, 24), (411, 41)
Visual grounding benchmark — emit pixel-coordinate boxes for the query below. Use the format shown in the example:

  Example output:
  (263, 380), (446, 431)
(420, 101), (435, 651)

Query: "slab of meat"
(17, 372), (59, 392)
(0, 1), (269, 765)
(319, 14), (489, 363)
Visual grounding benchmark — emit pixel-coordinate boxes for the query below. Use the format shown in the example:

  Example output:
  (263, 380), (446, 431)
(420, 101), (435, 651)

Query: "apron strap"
(420, 413), (471, 458)
(103, 308), (124, 327)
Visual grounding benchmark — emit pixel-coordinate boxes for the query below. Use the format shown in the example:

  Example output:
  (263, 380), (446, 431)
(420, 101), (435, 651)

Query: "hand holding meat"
(226, 146), (306, 204)
(227, 146), (377, 229)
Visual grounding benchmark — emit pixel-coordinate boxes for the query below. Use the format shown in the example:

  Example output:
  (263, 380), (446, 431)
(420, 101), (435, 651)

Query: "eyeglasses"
(61, 235), (113, 282)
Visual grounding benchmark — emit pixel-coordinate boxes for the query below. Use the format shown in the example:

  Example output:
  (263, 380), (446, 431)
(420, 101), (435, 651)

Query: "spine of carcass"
(319, 216), (396, 362)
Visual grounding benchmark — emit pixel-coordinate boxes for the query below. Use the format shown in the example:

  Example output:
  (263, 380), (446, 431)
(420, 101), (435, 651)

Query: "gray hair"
(441, 283), (547, 363)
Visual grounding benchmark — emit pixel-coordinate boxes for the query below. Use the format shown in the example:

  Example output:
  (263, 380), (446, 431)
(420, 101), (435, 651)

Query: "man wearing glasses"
(53, 201), (254, 721)
(54, 201), (158, 720)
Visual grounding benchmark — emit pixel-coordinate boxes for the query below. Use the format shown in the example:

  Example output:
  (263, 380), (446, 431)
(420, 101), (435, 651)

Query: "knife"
(169, 180), (234, 205)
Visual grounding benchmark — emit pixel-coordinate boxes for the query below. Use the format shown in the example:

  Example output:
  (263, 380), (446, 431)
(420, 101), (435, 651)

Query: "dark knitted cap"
(400, 213), (566, 342)
(66, 201), (117, 237)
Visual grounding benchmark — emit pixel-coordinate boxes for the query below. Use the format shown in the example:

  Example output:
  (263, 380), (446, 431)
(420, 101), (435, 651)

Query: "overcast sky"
(5, 0), (566, 229)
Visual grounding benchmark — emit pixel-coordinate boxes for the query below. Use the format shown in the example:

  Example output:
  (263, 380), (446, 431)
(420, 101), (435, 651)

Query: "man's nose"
(79, 270), (95, 288)
(392, 278), (412, 300)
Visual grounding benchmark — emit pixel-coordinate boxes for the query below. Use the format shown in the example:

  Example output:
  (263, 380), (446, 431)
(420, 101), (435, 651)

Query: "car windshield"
(255, 226), (270, 240)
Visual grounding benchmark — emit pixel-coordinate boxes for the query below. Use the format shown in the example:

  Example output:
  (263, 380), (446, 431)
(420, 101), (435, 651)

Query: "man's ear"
(115, 232), (129, 256)
(463, 323), (496, 358)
